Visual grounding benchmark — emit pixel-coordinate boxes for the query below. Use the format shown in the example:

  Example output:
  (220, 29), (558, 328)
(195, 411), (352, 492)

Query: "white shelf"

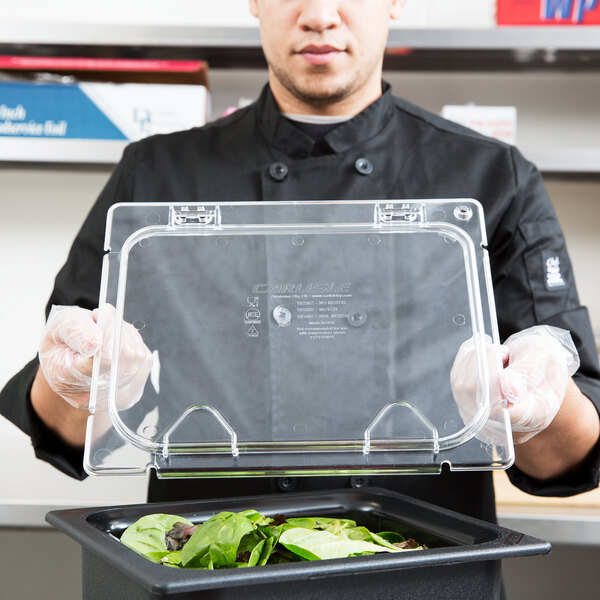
(1, 24), (600, 50)
(388, 27), (600, 50)
(1, 23), (265, 48)
(0, 138), (127, 164)
(523, 148), (600, 174)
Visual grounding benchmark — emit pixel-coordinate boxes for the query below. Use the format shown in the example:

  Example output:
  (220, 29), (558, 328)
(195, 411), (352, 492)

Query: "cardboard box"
(497, 0), (600, 25)
(0, 57), (209, 144)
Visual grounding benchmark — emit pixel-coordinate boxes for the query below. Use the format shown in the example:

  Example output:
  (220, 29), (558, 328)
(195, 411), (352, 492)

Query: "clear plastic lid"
(84, 200), (514, 478)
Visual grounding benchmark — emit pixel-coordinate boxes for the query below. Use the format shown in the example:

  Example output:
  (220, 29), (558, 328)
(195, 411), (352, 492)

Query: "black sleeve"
(0, 143), (139, 480)
(492, 147), (600, 496)
(46, 143), (139, 315)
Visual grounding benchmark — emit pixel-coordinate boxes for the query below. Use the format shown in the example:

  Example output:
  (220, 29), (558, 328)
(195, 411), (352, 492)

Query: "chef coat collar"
(257, 81), (395, 158)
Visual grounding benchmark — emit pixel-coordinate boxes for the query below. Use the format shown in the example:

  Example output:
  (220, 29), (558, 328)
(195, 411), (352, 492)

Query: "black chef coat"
(2, 82), (600, 525)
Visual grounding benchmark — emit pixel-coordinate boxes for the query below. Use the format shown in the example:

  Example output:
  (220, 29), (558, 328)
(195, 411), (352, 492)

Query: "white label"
(545, 255), (566, 289)
(80, 82), (207, 141)
(442, 105), (517, 145)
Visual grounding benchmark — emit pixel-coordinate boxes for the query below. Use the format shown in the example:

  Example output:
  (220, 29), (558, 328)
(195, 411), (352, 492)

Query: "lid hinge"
(376, 202), (423, 225)
(170, 205), (220, 227)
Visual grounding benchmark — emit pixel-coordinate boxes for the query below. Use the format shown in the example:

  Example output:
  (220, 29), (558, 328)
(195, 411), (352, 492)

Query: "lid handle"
(161, 404), (239, 459)
(363, 401), (440, 455)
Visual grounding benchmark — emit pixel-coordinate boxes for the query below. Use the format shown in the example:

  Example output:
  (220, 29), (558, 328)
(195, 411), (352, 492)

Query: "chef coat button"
(354, 157), (373, 176)
(269, 161), (289, 181)
(350, 476), (369, 488)
(277, 477), (298, 492)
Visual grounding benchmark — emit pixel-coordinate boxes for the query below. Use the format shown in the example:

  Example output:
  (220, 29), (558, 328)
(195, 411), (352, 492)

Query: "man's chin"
(287, 81), (355, 108)
(269, 62), (359, 109)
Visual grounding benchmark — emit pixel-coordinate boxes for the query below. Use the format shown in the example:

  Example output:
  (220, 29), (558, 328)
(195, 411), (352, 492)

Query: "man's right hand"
(450, 325), (580, 446)
(38, 304), (153, 410)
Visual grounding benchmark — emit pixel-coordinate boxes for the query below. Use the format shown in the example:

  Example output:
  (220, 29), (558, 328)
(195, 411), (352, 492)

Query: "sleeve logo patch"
(544, 253), (566, 290)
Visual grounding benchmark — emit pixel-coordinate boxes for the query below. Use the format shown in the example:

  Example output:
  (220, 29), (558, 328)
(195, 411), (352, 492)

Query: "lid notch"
(375, 202), (424, 225)
(169, 205), (221, 227)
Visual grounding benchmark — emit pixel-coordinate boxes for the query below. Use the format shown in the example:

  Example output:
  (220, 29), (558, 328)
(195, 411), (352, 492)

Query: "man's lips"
(297, 44), (345, 65)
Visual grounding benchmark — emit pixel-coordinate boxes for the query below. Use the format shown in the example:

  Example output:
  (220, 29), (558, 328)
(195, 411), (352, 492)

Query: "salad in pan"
(120, 510), (426, 569)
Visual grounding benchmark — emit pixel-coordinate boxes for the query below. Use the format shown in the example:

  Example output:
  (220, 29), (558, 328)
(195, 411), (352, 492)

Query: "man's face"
(249, 0), (403, 113)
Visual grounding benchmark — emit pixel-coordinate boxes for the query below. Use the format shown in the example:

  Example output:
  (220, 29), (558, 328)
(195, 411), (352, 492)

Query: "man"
(1, 0), (599, 528)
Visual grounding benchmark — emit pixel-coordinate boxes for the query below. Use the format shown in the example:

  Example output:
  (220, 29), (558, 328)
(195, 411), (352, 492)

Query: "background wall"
(1, 11), (600, 596)
(1, 0), (497, 28)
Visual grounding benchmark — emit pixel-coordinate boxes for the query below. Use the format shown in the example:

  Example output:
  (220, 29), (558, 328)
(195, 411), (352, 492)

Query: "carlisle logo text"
(252, 282), (351, 294)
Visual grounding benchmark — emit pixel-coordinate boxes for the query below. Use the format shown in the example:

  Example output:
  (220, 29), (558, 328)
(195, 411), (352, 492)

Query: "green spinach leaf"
(120, 514), (194, 563)
(344, 526), (401, 550)
(181, 511), (256, 569)
(279, 527), (401, 561)
(160, 551), (183, 567)
(376, 531), (407, 544)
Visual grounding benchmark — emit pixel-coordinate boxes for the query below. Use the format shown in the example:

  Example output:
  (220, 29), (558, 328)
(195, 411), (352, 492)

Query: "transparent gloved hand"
(450, 325), (580, 445)
(38, 304), (153, 410)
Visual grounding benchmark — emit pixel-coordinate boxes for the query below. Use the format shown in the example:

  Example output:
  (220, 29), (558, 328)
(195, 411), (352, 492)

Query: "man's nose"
(297, 0), (342, 32)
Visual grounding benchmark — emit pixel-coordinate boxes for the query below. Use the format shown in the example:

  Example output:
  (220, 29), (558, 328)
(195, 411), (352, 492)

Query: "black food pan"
(46, 487), (550, 600)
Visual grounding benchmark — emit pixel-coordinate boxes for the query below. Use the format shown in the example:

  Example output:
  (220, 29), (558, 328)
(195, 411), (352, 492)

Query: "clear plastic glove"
(38, 304), (153, 410)
(450, 325), (580, 445)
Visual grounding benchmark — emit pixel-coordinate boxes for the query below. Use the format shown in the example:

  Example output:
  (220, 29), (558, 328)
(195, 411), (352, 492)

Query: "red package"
(497, 0), (600, 25)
